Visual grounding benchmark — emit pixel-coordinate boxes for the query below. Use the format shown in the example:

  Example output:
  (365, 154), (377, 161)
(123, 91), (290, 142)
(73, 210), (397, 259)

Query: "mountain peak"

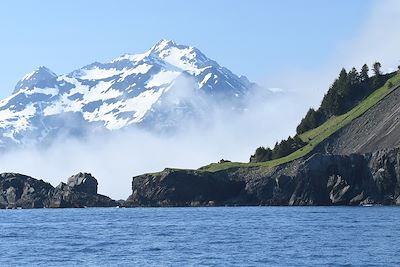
(0, 41), (255, 145)
(152, 39), (177, 52)
(14, 66), (57, 94)
(110, 40), (178, 64)
(27, 66), (56, 78)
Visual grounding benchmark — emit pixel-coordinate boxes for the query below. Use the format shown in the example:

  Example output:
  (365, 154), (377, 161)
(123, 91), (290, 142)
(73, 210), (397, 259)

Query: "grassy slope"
(199, 73), (400, 172)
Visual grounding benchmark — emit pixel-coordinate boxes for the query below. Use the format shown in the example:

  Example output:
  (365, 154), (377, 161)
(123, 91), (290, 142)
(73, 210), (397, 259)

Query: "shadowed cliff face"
(0, 172), (117, 209)
(127, 169), (245, 207)
(0, 173), (54, 208)
(126, 148), (400, 206)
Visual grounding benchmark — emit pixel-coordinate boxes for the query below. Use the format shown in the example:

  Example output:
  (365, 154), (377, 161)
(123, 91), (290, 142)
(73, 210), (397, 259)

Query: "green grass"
(199, 73), (400, 172)
(146, 168), (189, 177)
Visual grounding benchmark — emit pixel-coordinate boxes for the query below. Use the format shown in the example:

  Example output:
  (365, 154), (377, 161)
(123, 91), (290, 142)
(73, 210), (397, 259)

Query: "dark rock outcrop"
(0, 172), (117, 209)
(126, 147), (400, 206)
(126, 168), (245, 206)
(67, 172), (98, 195)
(0, 173), (54, 209)
(52, 172), (117, 208)
(50, 177), (116, 208)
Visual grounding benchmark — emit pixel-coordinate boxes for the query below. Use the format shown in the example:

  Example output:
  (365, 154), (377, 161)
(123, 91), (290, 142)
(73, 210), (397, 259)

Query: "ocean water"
(0, 207), (399, 266)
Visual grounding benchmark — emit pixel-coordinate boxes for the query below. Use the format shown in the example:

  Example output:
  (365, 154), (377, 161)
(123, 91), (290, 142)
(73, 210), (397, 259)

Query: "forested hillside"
(250, 62), (397, 163)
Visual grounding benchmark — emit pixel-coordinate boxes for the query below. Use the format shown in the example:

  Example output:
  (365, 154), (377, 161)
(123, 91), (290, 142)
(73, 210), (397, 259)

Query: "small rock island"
(0, 172), (116, 209)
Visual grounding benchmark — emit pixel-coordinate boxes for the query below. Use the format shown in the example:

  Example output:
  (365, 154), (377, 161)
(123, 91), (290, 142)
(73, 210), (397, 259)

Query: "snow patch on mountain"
(147, 71), (181, 88)
(0, 39), (257, 147)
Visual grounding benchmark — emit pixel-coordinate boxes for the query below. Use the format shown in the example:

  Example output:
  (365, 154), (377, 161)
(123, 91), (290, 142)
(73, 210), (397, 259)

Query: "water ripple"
(0, 207), (399, 266)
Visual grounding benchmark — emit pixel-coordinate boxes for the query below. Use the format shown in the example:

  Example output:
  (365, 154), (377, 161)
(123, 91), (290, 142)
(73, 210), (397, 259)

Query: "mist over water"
(0, 85), (306, 199)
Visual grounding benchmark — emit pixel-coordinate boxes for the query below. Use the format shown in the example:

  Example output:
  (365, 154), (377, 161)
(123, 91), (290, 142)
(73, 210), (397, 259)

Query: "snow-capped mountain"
(0, 39), (255, 147)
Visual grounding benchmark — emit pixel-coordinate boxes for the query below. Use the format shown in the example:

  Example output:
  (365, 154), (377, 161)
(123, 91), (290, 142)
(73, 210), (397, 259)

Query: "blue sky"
(0, 0), (376, 98)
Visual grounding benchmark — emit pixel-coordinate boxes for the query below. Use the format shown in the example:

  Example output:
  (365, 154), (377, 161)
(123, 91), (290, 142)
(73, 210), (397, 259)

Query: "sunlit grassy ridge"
(199, 73), (400, 172)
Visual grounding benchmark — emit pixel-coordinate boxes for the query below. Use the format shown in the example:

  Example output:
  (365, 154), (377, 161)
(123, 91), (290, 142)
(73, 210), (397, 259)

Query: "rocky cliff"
(126, 147), (400, 206)
(0, 172), (117, 209)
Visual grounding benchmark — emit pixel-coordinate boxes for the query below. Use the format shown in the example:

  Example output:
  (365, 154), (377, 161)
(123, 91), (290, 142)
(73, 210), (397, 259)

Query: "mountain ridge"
(0, 39), (256, 147)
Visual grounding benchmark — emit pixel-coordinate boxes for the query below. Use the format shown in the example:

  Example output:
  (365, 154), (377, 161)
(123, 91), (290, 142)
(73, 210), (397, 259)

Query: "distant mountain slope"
(0, 39), (256, 147)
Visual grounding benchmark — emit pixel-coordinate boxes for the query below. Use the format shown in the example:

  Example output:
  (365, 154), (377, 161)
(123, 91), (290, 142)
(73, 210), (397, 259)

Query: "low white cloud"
(0, 85), (303, 199)
(338, 0), (400, 72)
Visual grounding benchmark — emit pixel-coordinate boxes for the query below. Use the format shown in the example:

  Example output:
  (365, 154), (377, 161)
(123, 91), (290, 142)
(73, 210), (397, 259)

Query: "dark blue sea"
(0, 207), (399, 266)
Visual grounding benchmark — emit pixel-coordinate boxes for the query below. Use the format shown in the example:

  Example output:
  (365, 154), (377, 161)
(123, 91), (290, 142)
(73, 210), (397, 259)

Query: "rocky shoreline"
(125, 147), (400, 207)
(0, 172), (117, 209)
(2, 147), (400, 209)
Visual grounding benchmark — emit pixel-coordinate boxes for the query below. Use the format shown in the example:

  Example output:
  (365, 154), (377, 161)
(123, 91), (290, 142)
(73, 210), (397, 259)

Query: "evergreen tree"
(373, 62), (382, 76)
(360, 64), (369, 82)
(249, 135), (307, 163)
(372, 62), (382, 87)
(348, 67), (360, 85)
(296, 108), (325, 134)
(338, 68), (348, 88)
(249, 147), (272, 163)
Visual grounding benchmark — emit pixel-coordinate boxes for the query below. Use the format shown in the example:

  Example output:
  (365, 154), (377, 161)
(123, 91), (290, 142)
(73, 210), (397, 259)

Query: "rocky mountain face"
(13, 66), (57, 94)
(0, 172), (117, 208)
(126, 147), (400, 206)
(0, 39), (255, 148)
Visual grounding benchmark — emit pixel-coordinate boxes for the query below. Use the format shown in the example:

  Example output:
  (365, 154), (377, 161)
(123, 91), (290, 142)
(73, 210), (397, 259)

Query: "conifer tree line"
(250, 62), (396, 163)
(250, 136), (306, 163)
(296, 62), (392, 134)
